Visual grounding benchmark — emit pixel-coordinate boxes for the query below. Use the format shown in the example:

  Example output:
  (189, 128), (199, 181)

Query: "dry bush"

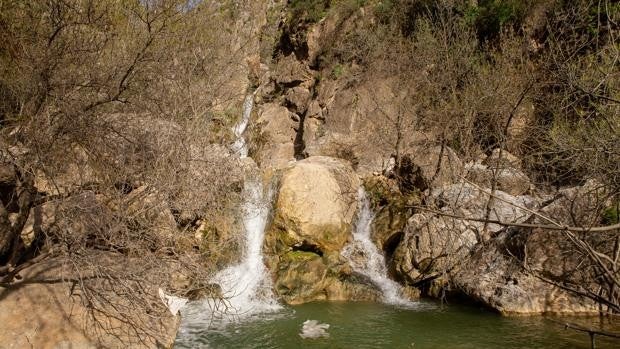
(0, 0), (255, 344)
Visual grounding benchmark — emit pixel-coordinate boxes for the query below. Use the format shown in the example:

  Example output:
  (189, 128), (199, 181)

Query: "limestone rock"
(465, 162), (531, 196)
(252, 103), (297, 169)
(484, 148), (522, 170)
(264, 156), (381, 304)
(273, 54), (313, 86)
(363, 175), (417, 253)
(285, 86), (311, 114)
(392, 182), (537, 285)
(267, 156), (360, 254)
(452, 231), (599, 315)
(0, 259), (179, 348)
(392, 212), (478, 285)
(274, 251), (380, 304)
(402, 145), (464, 189)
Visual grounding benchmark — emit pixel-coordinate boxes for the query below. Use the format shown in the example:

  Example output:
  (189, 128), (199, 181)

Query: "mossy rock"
(283, 250), (322, 262)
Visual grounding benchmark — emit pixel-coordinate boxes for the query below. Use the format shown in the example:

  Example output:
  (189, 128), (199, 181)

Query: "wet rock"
(274, 251), (380, 304)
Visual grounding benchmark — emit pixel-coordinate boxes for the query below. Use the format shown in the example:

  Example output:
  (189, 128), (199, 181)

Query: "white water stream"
(178, 93), (280, 336)
(342, 188), (414, 307)
(211, 92), (280, 318)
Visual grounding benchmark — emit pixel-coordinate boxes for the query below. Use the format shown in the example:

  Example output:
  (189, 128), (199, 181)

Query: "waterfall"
(231, 94), (254, 158)
(211, 92), (280, 318)
(177, 94), (280, 337)
(342, 187), (414, 307)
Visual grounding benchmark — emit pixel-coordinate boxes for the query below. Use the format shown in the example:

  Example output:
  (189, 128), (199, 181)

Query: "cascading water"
(208, 92), (280, 317)
(177, 93), (280, 341)
(342, 187), (414, 307)
(231, 94), (254, 159)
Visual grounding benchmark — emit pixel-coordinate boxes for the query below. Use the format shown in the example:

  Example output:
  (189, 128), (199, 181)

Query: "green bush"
(289, 0), (331, 24)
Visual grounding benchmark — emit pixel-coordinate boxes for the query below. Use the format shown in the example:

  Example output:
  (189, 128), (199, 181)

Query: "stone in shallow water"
(299, 319), (330, 339)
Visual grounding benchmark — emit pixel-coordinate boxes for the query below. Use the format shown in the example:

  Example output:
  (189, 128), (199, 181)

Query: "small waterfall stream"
(211, 92), (280, 317)
(342, 187), (414, 306)
(177, 93), (280, 339)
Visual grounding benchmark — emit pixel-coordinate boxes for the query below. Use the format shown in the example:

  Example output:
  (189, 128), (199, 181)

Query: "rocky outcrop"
(264, 156), (381, 303)
(465, 149), (531, 196)
(363, 175), (418, 255)
(397, 145), (464, 191)
(273, 251), (380, 304)
(0, 259), (179, 348)
(392, 182), (537, 287)
(452, 230), (599, 315)
(251, 103), (297, 169)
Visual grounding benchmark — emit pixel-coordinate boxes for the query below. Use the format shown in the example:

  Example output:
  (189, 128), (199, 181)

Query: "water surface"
(175, 300), (619, 348)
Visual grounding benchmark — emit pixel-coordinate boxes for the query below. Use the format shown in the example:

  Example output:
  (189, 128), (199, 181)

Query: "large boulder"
(267, 156), (360, 254)
(452, 230), (599, 315)
(265, 156), (380, 304)
(392, 182), (537, 286)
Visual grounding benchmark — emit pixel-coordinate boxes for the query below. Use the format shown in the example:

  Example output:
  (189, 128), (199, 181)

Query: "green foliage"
(284, 250), (321, 262)
(375, 0), (395, 22)
(603, 205), (619, 225)
(288, 0), (367, 24)
(331, 64), (346, 78)
(467, 0), (529, 41)
(289, 0), (331, 24)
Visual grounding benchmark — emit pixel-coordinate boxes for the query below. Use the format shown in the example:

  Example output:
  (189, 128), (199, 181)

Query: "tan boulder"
(267, 156), (360, 254)
(0, 259), (179, 349)
(263, 156), (381, 304)
(452, 230), (599, 315)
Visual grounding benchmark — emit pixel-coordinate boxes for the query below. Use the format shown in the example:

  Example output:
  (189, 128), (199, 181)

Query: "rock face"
(252, 103), (297, 169)
(452, 230), (599, 315)
(465, 149), (531, 196)
(392, 182), (537, 287)
(273, 251), (380, 304)
(402, 145), (464, 189)
(0, 259), (179, 349)
(264, 156), (380, 303)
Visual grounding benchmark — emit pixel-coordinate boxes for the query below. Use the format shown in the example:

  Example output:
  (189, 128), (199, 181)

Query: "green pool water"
(174, 301), (619, 349)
